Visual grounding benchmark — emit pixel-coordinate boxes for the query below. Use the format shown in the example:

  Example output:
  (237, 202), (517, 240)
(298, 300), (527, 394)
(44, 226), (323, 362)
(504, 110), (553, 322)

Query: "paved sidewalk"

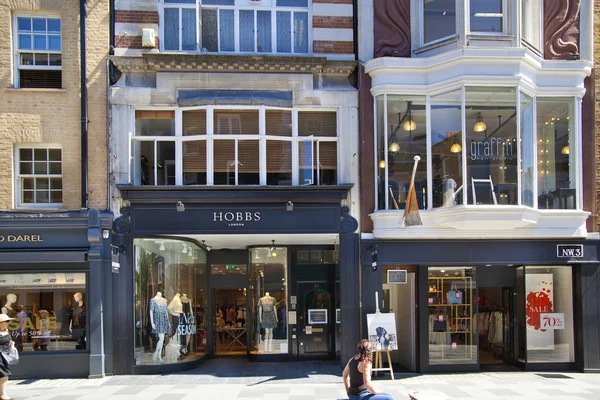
(5, 359), (600, 399)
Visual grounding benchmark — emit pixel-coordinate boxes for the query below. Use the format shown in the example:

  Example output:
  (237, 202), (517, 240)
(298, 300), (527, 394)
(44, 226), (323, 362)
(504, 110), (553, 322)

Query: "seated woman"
(342, 339), (395, 400)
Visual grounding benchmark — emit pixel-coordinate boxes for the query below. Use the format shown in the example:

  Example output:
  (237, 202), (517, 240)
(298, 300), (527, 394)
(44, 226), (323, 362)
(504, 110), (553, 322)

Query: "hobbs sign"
(213, 211), (261, 227)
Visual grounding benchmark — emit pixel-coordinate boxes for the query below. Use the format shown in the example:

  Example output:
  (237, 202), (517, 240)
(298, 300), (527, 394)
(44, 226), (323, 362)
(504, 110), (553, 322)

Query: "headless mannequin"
(180, 294), (192, 355)
(150, 292), (169, 363)
(259, 292), (278, 352)
(168, 293), (182, 348)
(1, 294), (16, 316)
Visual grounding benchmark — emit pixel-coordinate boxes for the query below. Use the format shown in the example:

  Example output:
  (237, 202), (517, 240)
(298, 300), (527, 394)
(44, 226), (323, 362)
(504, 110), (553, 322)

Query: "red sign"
(438, 314), (444, 322)
(540, 313), (565, 330)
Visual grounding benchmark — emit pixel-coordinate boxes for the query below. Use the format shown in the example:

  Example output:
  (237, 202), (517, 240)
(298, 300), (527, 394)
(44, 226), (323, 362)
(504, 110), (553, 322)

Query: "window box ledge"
(370, 207), (590, 239)
(414, 35), (459, 55)
(466, 34), (515, 42)
(5, 88), (66, 93)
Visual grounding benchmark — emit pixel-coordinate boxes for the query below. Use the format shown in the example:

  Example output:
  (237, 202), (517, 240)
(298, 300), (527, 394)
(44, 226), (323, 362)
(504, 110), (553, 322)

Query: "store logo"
(0, 233), (44, 243)
(470, 138), (515, 161)
(213, 211), (261, 227)
(557, 244), (583, 258)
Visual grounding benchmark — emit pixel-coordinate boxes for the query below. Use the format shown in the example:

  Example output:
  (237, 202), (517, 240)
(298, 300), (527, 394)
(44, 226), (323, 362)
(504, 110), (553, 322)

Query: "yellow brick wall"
(0, 0), (108, 211)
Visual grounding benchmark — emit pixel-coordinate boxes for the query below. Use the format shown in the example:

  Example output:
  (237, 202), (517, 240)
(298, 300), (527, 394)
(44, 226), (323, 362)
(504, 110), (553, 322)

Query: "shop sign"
(288, 311), (297, 325)
(557, 244), (583, 258)
(308, 309), (328, 324)
(540, 313), (565, 330)
(0, 234), (44, 243)
(470, 137), (515, 161)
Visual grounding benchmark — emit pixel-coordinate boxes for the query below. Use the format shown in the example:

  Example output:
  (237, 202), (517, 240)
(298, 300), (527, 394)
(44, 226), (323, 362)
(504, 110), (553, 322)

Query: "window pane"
(424, 0), (456, 43)
(48, 35), (61, 51)
(215, 110), (259, 134)
(135, 112), (175, 136)
(34, 149), (48, 161)
(20, 149), (33, 161)
(428, 267), (476, 365)
(47, 19), (61, 33)
(277, 12), (292, 53)
(34, 35), (47, 50)
(139, 142), (156, 185)
(203, 0), (234, 4)
(238, 140), (260, 184)
(536, 99), (576, 209)
(20, 53), (34, 66)
(240, 10), (255, 52)
(50, 178), (62, 190)
(213, 139), (235, 185)
(257, 11), (272, 53)
(183, 141), (207, 182)
(18, 17), (31, 32)
(525, 266), (574, 362)
(156, 141), (175, 185)
(266, 140), (292, 185)
(134, 239), (206, 365)
(521, 93), (534, 207)
(32, 18), (46, 32)
(34, 162), (47, 174)
(22, 190), (34, 203)
(36, 178), (49, 190)
(49, 54), (61, 66)
(182, 8), (197, 51)
(20, 162), (32, 174)
(201, 9), (218, 52)
(266, 110), (292, 137)
(298, 112), (337, 137)
(293, 12), (308, 53)
(0, 273), (87, 351)
(22, 178), (34, 190)
(164, 8), (180, 50)
(385, 95), (427, 210)
(470, 0), (503, 33)
(36, 190), (49, 203)
(522, 0), (542, 49)
(277, 0), (308, 6)
(318, 141), (337, 185)
(34, 53), (49, 66)
(183, 110), (207, 136)
(48, 149), (61, 162)
(376, 95), (386, 209)
(18, 34), (32, 50)
(219, 10), (235, 51)
(431, 90), (463, 208)
(466, 87), (517, 205)
(299, 141), (313, 185)
(51, 190), (62, 203)
(249, 247), (288, 355)
(49, 162), (61, 175)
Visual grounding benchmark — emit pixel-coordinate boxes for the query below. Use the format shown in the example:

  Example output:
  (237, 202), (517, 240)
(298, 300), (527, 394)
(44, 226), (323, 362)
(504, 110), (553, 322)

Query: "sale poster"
(525, 273), (554, 350)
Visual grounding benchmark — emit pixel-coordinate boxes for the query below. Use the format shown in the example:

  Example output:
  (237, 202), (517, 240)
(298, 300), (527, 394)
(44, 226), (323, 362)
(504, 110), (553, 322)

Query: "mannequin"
(258, 292), (278, 352)
(2, 294), (16, 317)
(149, 292), (170, 363)
(168, 293), (182, 346)
(70, 292), (86, 349)
(179, 294), (193, 358)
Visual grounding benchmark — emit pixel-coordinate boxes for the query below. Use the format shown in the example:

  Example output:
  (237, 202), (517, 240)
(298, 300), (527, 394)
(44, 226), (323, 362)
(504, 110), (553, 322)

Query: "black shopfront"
(0, 209), (114, 378)
(360, 239), (600, 373)
(112, 186), (360, 374)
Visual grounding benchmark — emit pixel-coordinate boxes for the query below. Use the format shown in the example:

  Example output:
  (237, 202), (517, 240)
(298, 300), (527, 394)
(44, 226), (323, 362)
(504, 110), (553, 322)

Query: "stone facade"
(0, 0), (109, 211)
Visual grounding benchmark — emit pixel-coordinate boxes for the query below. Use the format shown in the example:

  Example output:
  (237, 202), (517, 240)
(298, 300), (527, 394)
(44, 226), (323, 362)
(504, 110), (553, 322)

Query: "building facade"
(0, 0), (113, 378)
(109, 0), (360, 374)
(358, 0), (600, 373)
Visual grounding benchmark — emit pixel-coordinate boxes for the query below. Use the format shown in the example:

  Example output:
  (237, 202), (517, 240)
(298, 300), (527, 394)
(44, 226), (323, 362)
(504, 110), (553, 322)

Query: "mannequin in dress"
(150, 292), (170, 363)
(258, 292), (278, 352)
(168, 293), (182, 349)
(1, 294), (16, 317)
(70, 292), (86, 349)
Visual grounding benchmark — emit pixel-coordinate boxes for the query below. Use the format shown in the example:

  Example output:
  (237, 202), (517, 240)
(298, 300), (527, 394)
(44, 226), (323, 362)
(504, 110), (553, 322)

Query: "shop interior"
(214, 287), (247, 356)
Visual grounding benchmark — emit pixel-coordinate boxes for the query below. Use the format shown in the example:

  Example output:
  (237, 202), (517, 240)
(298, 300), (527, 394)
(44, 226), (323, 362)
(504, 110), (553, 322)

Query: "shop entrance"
(296, 280), (335, 359)
(213, 287), (248, 356)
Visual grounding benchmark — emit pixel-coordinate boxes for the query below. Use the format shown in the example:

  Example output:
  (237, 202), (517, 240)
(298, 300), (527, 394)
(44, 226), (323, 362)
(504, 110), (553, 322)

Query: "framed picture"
(308, 309), (328, 324)
(367, 313), (397, 351)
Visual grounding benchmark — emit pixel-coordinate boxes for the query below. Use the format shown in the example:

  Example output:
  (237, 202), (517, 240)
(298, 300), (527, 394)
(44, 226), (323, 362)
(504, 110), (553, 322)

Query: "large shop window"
(134, 239), (208, 366)
(518, 266), (574, 363)
(160, 0), (309, 54)
(133, 108), (338, 186)
(249, 247), (288, 354)
(375, 89), (581, 211)
(0, 273), (86, 352)
(428, 267), (476, 365)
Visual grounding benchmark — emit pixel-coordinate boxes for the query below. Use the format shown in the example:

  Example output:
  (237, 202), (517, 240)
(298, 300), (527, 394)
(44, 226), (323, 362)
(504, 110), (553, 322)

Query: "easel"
(371, 292), (395, 380)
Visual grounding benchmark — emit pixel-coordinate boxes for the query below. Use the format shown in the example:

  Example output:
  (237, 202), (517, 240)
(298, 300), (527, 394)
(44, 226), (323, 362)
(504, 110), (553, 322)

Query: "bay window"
(132, 108), (338, 186)
(470, 0), (505, 34)
(375, 88), (581, 211)
(160, 0), (309, 54)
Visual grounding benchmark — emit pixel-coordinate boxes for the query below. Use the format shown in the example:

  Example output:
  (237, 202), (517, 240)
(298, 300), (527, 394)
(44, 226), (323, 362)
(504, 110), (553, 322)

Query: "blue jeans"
(349, 392), (395, 400)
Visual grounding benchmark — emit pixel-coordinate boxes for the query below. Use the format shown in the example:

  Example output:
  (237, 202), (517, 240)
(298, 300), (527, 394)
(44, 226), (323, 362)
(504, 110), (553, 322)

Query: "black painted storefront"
(0, 209), (113, 378)
(113, 186), (360, 374)
(360, 239), (600, 373)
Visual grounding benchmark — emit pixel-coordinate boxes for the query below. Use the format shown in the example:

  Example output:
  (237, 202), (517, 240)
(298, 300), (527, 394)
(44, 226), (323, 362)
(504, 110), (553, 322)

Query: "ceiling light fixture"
(202, 240), (211, 251)
(561, 145), (569, 155)
(473, 113), (487, 132)
(270, 240), (277, 257)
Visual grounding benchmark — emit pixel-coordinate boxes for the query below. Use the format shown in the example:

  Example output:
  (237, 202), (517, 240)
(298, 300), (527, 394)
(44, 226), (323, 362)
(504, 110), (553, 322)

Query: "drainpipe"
(107, 0), (115, 211)
(80, 0), (89, 209)
(353, 0), (359, 61)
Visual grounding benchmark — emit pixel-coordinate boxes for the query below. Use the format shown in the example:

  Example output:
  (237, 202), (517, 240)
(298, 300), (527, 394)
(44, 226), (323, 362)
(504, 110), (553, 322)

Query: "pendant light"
(450, 142), (462, 153)
(561, 144), (569, 155)
(473, 113), (487, 132)
(269, 240), (277, 257)
(388, 113), (401, 153)
(378, 159), (386, 169)
(403, 103), (416, 131)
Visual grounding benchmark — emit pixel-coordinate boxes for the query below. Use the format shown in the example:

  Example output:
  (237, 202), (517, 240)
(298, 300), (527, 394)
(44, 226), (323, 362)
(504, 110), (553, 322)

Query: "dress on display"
(150, 298), (170, 334)
(259, 296), (278, 329)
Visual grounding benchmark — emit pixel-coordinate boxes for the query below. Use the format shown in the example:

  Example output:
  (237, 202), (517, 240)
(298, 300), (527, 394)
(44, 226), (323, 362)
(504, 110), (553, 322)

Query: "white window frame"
(467, 0), (508, 36)
(13, 14), (62, 89)
(519, 0), (543, 53)
(417, 0), (459, 47)
(159, 0), (311, 54)
(14, 144), (63, 209)
(374, 86), (583, 212)
(130, 106), (338, 186)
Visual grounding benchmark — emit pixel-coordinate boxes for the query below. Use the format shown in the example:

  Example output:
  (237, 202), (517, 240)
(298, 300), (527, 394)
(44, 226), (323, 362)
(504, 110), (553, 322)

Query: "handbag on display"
(1, 344), (19, 365)
(446, 283), (463, 304)
(433, 314), (447, 332)
(428, 297), (439, 305)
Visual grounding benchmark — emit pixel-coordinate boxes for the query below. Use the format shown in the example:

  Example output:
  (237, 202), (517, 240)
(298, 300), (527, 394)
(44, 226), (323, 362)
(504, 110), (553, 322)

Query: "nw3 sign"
(556, 244), (583, 258)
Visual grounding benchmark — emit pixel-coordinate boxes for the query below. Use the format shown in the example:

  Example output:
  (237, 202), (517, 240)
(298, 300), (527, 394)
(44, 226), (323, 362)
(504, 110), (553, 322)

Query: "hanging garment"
(259, 296), (278, 329)
(150, 298), (170, 334)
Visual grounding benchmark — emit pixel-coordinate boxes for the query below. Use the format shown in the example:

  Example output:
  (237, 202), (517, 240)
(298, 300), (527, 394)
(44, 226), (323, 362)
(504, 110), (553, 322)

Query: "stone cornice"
(110, 53), (357, 76)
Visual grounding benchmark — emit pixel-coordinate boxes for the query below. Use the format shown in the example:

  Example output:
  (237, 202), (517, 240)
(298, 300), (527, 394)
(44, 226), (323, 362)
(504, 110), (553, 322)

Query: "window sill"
(414, 35), (459, 55)
(5, 88), (66, 93)
(467, 34), (515, 42)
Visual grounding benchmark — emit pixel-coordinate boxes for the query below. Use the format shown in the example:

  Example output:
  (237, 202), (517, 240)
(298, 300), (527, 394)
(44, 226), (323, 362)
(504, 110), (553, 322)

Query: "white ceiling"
(165, 233), (338, 250)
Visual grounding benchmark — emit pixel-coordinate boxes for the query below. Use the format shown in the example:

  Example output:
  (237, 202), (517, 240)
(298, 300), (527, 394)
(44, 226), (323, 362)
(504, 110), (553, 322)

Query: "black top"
(347, 357), (368, 396)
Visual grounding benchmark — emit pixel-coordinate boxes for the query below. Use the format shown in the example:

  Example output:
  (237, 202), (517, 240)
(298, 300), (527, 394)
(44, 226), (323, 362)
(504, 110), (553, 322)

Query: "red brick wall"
(313, 16), (353, 29)
(313, 40), (354, 54)
(114, 35), (159, 49)
(114, 10), (159, 24)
